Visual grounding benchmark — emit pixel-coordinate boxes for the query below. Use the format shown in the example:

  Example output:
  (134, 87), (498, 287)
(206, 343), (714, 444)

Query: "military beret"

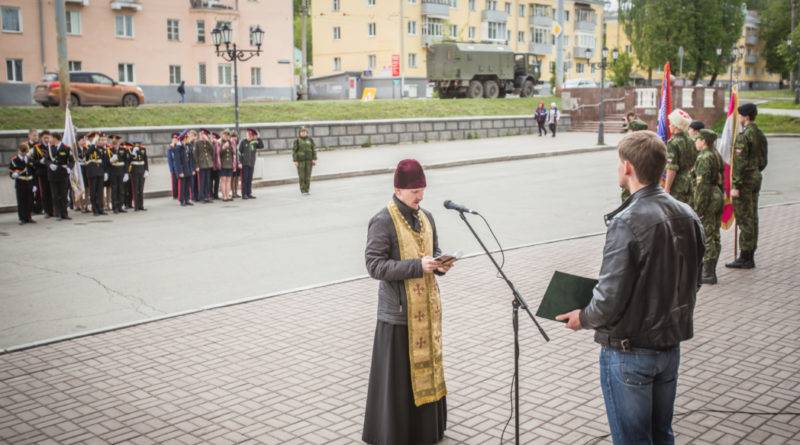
(689, 120), (705, 131)
(246, 128), (259, 137)
(178, 129), (189, 140)
(738, 103), (757, 118)
(627, 119), (648, 131)
(693, 129), (718, 146)
(211, 132), (220, 139)
(171, 131), (181, 139)
(199, 128), (210, 135)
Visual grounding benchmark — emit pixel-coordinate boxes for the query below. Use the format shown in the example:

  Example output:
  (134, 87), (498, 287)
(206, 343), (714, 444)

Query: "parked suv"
(562, 78), (599, 88)
(34, 71), (144, 107)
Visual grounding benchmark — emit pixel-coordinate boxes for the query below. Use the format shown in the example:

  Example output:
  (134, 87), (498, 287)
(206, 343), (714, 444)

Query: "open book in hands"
(434, 250), (463, 266)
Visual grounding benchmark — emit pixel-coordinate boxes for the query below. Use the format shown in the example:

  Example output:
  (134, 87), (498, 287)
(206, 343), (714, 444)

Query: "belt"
(131, 161), (145, 166)
(596, 334), (676, 352)
(16, 175), (34, 181)
(112, 163), (124, 167)
(90, 160), (103, 164)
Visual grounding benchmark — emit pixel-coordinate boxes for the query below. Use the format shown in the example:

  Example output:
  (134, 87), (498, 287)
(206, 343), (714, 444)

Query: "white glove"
(104, 173), (109, 181)
(110, 155), (118, 163)
(11, 172), (19, 179)
(144, 170), (149, 178)
(40, 158), (46, 164)
(33, 186), (38, 193)
(133, 147), (139, 155)
(63, 164), (70, 169)
(49, 164), (58, 171)
(123, 173), (130, 183)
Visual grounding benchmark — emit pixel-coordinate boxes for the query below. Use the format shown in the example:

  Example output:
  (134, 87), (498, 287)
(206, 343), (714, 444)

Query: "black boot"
(725, 250), (755, 269)
(701, 260), (718, 284)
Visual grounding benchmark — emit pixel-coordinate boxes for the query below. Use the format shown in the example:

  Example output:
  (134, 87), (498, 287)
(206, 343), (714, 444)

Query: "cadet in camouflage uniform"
(726, 103), (767, 269)
(620, 120), (649, 202)
(663, 109), (696, 205)
(292, 126), (317, 195)
(692, 129), (725, 284)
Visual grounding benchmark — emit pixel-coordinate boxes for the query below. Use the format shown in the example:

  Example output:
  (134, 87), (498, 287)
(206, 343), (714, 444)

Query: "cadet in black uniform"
(9, 143), (38, 224)
(85, 132), (109, 216)
(107, 135), (130, 214)
(128, 140), (149, 211)
(31, 130), (54, 218)
(46, 133), (75, 221)
(174, 130), (193, 206)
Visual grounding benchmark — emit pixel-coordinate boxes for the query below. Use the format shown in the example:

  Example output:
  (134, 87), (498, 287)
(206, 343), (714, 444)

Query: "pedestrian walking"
(692, 129), (725, 284)
(557, 130), (704, 445)
(547, 102), (560, 137)
(177, 80), (186, 103)
(534, 101), (548, 136)
(726, 103), (767, 269)
(292, 126), (317, 195)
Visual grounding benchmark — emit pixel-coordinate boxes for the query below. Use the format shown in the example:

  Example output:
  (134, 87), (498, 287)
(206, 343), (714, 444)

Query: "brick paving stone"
(0, 203), (798, 444)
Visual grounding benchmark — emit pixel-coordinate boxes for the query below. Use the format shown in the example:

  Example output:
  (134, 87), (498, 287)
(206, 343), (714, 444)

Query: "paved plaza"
(1, 203), (798, 444)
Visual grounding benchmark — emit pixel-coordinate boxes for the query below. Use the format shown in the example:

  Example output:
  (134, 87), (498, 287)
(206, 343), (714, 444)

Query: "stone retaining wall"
(0, 115), (571, 164)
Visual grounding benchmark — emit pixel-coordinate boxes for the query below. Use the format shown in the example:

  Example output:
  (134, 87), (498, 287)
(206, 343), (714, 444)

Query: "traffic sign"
(391, 54), (400, 77)
(553, 23), (562, 37)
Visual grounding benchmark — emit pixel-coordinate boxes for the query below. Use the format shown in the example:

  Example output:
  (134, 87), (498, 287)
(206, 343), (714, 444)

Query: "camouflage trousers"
(670, 172), (694, 207)
(296, 161), (313, 193)
(733, 177), (761, 251)
(695, 186), (723, 262)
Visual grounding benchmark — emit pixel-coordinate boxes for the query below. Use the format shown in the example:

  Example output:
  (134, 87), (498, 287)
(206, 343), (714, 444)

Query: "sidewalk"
(1, 203), (797, 444)
(0, 131), (622, 208)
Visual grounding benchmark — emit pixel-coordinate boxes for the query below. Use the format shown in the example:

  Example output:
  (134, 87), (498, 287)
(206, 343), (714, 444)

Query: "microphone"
(443, 200), (478, 214)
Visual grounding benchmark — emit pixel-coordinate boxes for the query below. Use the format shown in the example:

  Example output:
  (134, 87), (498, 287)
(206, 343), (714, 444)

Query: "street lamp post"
(592, 47), (617, 145)
(789, 38), (800, 105)
(211, 23), (264, 137)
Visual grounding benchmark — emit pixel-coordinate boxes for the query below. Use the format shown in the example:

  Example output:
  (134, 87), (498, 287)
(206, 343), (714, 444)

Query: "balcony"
(574, 46), (594, 59)
(745, 55), (758, 64)
(482, 10), (508, 22)
(66, 0), (89, 5)
(575, 19), (596, 32)
(422, 33), (443, 47)
(529, 42), (553, 56)
(110, 0), (142, 11)
(190, 0), (234, 9)
(745, 34), (759, 45)
(421, 0), (451, 19)
(530, 14), (552, 27)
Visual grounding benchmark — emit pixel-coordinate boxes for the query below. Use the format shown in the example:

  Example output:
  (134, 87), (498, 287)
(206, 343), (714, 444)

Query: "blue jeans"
(600, 345), (680, 445)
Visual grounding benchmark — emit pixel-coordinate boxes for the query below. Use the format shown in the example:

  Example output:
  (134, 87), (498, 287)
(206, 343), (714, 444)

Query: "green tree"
(293, 0), (312, 66)
(686, 0), (745, 86)
(760, 0), (793, 80)
(609, 49), (634, 86)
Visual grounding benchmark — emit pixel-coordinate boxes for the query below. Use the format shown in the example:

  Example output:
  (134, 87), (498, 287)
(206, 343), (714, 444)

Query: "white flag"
(64, 106), (86, 200)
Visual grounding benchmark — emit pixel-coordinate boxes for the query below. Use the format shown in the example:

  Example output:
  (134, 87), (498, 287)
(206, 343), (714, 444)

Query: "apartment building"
(0, 0), (293, 105)
(604, 9), (781, 89)
(311, 0), (605, 87)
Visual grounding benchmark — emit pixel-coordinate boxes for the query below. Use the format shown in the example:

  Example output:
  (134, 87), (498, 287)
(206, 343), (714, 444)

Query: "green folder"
(535, 271), (598, 322)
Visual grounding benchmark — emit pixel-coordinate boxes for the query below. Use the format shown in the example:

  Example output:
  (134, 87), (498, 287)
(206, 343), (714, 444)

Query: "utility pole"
(54, 0), (69, 110)
(400, 0), (405, 97)
(555, 0), (564, 90)
(301, 0), (308, 100)
(792, 0), (797, 94)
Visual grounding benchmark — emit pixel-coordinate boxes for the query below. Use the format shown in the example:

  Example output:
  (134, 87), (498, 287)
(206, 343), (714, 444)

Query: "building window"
(332, 0), (340, 11)
(575, 8), (595, 24)
(533, 26), (548, 44)
(449, 24), (457, 38)
(333, 57), (341, 71)
(575, 33), (595, 50)
(218, 64), (232, 85)
(333, 26), (341, 40)
(169, 65), (182, 84)
(565, 10), (570, 21)
(368, 22), (376, 37)
(68, 60), (82, 71)
(66, 10), (81, 35)
(517, 31), (524, 43)
(449, 0), (457, 7)
(368, 0), (375, 5)
(625, 44), (631, 54)
(409, 53), (417, 68)
(6, 59), (23, 82)
(118, 63), (135, 83)
(368, 54), (376, 69)
(408, 21), (417, 36)
(487, 21), (505, 41)
(532, 4), (548, 17)
(469, 26), (476, 40)
(505, 2), (511, 14)
(576, 62), (585, 74)
(198, 63), (206, 85)
(469, 0), (475, 11)
(745, 67), (750, 75)
(591, 63), (597, 74)
(486, 1), (497, 11)
(115, 15), (134, 38)
(1, 7), (21, 33)
(409, 0), (418, 3)
(249, 25), (259, 46)
(167, 19), (180, 41)
(424, 17), (443, 38)
(518, 4), (525, 16)
(196, 20), (205, 43)
(251, 67), (261, 86)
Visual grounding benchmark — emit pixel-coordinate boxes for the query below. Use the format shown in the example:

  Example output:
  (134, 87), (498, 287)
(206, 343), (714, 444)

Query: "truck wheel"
(521, 79), (535, 97)
(483, 80), (499, 99)
(467, 80), (484, 99)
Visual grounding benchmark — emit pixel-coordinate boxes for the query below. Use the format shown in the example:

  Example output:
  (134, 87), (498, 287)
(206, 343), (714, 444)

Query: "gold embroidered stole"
(387, 200), (447, 407)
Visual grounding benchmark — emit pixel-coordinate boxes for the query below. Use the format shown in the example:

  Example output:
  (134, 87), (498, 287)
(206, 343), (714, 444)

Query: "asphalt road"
(1, 137), (797, 349)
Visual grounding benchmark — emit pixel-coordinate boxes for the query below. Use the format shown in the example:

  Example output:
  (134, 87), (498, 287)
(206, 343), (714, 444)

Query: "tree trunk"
(709, 71), (718, 87)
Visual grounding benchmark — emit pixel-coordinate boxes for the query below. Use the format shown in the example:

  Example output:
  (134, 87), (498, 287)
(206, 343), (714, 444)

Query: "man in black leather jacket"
(558, 131), (704, 444)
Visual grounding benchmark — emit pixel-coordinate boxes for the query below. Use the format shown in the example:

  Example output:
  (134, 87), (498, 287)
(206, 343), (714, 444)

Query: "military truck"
(426, 42), (540, 99)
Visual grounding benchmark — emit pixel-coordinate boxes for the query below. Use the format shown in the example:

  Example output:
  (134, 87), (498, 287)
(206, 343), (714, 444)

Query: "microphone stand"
(457, 211), (549, 445)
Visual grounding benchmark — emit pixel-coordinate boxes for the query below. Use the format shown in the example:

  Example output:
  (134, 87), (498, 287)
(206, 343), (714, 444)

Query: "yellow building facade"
(604, 9), (781, 89)
(311, 0), (606, 84)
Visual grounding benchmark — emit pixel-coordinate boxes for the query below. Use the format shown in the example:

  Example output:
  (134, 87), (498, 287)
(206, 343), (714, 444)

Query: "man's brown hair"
(618, 131), (667, 186)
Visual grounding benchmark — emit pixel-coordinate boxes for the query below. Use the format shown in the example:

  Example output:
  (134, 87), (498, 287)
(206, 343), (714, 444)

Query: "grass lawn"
(711, 114), (800, 134)
(738, 89), (796, 99)
(0, 97), (560, 131)
(759, 100), (800, 109)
